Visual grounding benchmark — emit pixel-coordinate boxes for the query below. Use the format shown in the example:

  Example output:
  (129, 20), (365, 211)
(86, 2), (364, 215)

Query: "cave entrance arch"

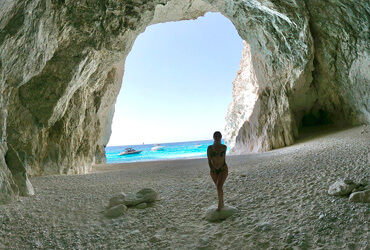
(2, 0), (317, 202)
(107, 12), (244, 150)
(97, 0), (315, 157)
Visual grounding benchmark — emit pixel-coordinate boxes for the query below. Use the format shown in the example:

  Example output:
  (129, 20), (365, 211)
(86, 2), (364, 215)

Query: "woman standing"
(207, 131), (228, 211)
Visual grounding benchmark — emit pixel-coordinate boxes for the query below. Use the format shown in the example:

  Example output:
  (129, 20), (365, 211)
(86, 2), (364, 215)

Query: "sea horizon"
(107, 139), (214, 148)
(105, 139), (228, 164)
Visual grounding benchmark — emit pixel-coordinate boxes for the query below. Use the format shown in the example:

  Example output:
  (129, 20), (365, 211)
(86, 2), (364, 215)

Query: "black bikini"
(210, 148), (227, 174)
(211, 150), (225, 158)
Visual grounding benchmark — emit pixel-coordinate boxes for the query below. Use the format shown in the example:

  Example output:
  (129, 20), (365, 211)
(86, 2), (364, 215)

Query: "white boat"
(195, 144), (201, 148)
(151, 144), (165, 151)
(118, 148), (143, 155)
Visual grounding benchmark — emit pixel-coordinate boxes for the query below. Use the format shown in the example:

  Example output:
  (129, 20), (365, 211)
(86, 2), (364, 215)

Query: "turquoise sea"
(105, 140), (228, 163)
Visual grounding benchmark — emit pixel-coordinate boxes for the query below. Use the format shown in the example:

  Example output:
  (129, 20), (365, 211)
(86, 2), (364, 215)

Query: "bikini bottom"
(212, 163), (227, 175)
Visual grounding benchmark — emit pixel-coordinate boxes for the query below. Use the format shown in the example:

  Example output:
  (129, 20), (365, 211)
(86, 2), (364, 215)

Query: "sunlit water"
(105, 140), (229, 163)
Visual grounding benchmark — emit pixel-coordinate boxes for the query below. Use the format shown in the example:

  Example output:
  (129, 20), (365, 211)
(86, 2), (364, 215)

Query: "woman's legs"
(210, 170), (218, 186)
(216, 166), (228, 210)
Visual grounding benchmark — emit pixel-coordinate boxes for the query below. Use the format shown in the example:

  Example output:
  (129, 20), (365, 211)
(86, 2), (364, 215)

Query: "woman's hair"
(213, 131), (222, 138)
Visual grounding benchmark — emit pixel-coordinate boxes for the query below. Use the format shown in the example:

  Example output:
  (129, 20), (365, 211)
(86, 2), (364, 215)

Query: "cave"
(301, 109), (332, 128)
(0, 0), (369, 203)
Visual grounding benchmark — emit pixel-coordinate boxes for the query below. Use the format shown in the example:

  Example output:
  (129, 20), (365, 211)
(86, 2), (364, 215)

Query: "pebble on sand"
(136, 203), (148, 209)
(349, 190), (370, 203)
(149, 234), (162, 243)
(109, 188), (158, 208)
(205, 204), (239, 222)
(105, 204), (127, 218)
(328, 180), (358, 196)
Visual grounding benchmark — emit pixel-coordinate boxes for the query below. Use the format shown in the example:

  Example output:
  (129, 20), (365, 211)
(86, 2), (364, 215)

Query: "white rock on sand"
(349, 190), (370, 203)
(108, 188), (158, 208)
(105, 204), (127, 218)
(205, 204), (239, 221)
(328, 179), (358, 196)
(0, 126), (369, 249)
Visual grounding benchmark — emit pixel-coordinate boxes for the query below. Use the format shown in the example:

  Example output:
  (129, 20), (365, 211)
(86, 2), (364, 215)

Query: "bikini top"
(211, 150), (225, 158)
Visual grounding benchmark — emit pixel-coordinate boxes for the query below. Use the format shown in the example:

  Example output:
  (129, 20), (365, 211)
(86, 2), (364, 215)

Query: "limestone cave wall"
(306, 0), (369, 126)
(0, 0), (369, 203)
(225, 0), (369, 153)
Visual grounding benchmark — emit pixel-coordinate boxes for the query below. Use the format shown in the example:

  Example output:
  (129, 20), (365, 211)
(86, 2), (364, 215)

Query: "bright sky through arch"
(107, 12), (243, 146)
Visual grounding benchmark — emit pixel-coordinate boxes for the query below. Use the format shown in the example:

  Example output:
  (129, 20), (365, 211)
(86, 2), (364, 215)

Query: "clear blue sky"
(108, 12), (243, 146)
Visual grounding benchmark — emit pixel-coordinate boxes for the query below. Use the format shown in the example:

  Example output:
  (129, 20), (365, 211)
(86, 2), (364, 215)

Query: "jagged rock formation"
(225, 0), (370, 153)
(0, 0), (369, 203)
(224, 41), (260, 152)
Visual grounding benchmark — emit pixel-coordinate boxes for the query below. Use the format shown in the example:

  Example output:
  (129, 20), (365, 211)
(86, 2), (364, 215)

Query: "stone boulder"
(328, 180), (358, 196)
(105, 204), (127, 218)
(108, 188), (158, 208)
(108, 193), (126, 208)
(349, 190), (370, 203)
(205, 204), (239, 222)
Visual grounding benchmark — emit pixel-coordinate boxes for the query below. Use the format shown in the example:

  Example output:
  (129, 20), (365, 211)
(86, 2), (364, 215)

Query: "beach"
(1, 125), (369, 249)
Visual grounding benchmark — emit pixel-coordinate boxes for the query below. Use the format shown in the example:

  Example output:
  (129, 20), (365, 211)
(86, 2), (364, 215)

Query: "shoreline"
(106, 156), (208, 165)
(105, 139), (213, 165)
(104, 124), (349, 165)
(105, 155), (209, 165)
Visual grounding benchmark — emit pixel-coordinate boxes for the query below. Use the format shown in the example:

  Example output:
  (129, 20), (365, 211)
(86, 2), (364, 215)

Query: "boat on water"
(118, 148), (143, 156)
(195, 144), (201, 148)
(151, 144), (165, 151)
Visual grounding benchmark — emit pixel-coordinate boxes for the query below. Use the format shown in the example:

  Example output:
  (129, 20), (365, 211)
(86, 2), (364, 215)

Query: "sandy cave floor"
(0, 125), (369, 250)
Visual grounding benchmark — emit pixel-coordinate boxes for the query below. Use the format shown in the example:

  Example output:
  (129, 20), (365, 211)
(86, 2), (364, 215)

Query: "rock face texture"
(224, 42), (259, 152)
(225, 0), (370, 153)
(0, 0), (369, 202)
